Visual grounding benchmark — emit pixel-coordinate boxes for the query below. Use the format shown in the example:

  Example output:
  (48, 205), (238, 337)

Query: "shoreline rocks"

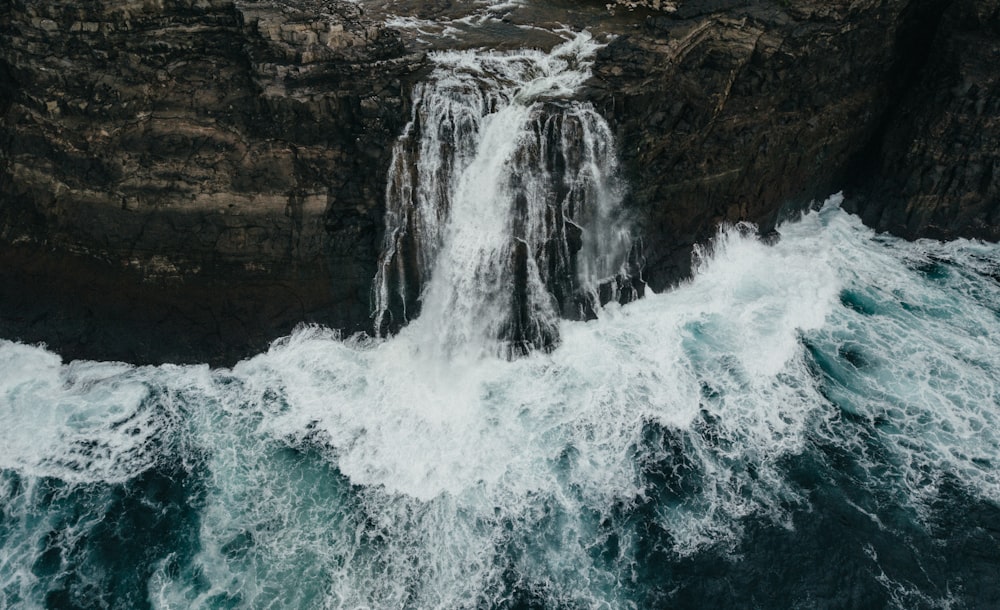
(844, 0), (1000, 241)
(0, 0), (426, 365)
(587, 0), (956, 290)
(1, 0), (997, 365)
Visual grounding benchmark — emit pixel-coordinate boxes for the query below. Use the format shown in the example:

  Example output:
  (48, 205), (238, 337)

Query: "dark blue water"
(2, 200), (999, 608)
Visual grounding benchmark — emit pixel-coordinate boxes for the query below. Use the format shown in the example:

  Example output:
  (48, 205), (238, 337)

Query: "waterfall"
(373, 33), (638, 359)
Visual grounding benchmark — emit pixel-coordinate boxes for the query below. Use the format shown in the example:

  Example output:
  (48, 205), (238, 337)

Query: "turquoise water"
(1, 199), (999, 608)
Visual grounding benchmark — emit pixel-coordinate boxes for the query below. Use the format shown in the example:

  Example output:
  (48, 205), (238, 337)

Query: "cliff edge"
(1, 0), (997, 364)
(0, 0), (425, 363)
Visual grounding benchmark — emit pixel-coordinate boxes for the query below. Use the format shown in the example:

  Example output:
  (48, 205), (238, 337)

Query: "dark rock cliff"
(0, 0), (424, 364)
(845, 0), (1000, 241)
(588, 0), (955, 290)
(1, 0), (997, 364)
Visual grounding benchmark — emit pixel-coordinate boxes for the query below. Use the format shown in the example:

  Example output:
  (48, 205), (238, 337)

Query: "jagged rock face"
(0, 0), (425, 364)
(607, 0), (680, 13)
(587, 0), (952, 290)
(1, 0), (998, 364)
(846, 0), (1000, 241)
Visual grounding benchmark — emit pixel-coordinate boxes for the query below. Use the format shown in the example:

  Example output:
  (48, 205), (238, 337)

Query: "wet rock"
(0, 0), (426, 365)
(846, 0), (1000, 241)
(2, 0), (998, 364)
(586, 0), (957, 291)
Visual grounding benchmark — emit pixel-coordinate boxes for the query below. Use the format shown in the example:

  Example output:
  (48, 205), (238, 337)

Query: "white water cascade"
(372, 33), (637, 359)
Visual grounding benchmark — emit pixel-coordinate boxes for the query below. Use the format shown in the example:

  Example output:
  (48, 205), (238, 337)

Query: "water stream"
(373, 34), (635, 359)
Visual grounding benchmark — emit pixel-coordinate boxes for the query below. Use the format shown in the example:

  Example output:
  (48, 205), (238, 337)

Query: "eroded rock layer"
(1, 0), (997, 364)
(588, 0), (953, 289)
(0, 0), (424, 363)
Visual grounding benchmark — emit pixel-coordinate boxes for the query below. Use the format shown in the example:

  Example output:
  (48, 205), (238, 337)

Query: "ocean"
(1, 31), (999, 610)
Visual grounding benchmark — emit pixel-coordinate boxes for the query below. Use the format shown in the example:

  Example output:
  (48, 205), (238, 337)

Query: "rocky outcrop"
(587, 0), (953, 290)
(0, 0), (425, 364)
(846, 0), (1000, 241)
(2, 0), (998, 364)
(607, 0), (680, 13)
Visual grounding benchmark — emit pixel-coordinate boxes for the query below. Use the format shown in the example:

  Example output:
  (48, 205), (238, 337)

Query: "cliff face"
(845, 0), (1000, 240)
(588, 0), (952, 290)
(0, 0), (425, 363)
(1, 0), (997, 364)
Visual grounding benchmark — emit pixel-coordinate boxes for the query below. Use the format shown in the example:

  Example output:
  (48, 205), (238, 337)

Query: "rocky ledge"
(0, 0), (425, 364)
(587, 0), (994, 288)
(1, 0), (997, 364)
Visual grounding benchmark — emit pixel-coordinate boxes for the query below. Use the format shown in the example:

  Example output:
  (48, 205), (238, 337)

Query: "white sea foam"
(0, 343), (195, 484)
(2, 201), (1000, 607)
(143, 197), (846, 607)
(799, 201), (1000, 514)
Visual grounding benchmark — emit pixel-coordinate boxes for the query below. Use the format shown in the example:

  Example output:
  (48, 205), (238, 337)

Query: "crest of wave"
(152, 206), (843, 608)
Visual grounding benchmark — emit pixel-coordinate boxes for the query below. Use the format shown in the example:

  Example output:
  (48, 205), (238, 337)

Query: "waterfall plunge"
(373, 33), (638, 359)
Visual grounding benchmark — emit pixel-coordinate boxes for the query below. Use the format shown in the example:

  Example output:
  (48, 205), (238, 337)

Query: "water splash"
(2, 199), (1000, 608)
(373, 33), (636, 359)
